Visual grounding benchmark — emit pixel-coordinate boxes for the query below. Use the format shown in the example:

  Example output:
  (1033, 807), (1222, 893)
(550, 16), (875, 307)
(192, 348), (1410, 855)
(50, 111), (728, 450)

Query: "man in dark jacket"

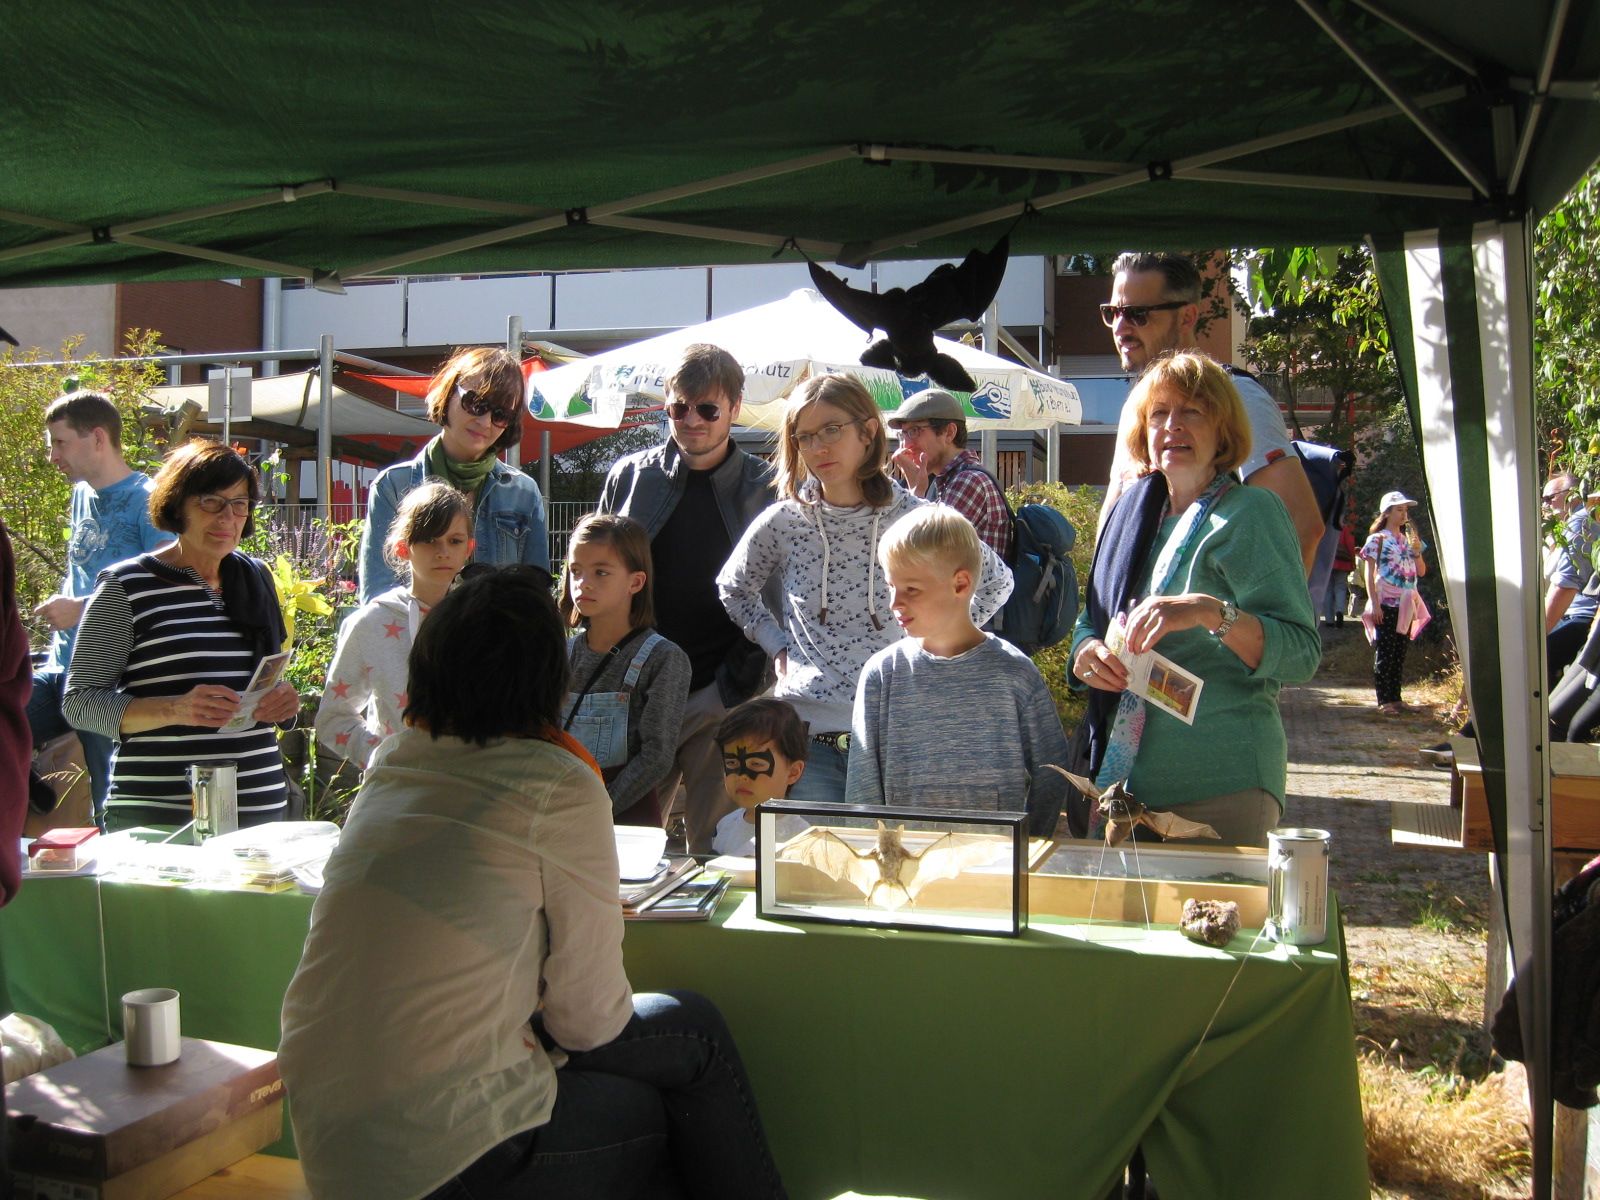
(599, 344), (776, 853)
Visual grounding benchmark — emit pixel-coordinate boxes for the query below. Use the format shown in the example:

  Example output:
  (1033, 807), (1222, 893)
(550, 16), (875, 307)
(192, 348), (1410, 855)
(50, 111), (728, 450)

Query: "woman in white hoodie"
(315, 483), (474, 771)
(718, 374), (1011, 803)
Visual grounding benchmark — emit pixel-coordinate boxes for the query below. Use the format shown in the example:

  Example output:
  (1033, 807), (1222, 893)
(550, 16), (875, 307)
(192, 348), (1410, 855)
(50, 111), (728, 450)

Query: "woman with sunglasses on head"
(717, 374), (1012, 804)
(358, 347), (550, 603)
(63, 441), (299, 832)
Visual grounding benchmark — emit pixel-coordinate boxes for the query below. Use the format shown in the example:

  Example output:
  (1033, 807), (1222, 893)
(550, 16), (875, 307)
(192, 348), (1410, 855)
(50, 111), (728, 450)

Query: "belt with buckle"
(812, 731), (851, 752)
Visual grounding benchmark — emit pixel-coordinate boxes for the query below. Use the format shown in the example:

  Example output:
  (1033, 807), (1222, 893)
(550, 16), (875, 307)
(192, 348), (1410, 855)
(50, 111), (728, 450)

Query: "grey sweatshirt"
(846, 634), (1071, 819)
(717, 482), (1013, 734)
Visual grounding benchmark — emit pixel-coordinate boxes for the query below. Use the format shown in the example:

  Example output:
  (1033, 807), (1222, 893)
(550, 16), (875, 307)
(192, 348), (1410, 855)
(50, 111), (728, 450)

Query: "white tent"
(527, 288), (1082, 433)
(155, 371), (437, 441)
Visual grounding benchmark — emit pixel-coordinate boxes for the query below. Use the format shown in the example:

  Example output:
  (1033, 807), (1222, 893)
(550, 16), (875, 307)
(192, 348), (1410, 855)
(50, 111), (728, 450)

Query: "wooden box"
(1453, 739), (1600, 853)
(8, 1039), (283, 1200)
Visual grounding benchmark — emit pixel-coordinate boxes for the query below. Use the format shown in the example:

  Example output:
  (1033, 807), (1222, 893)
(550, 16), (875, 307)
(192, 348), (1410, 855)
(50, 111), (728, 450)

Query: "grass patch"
(1360, 1053), (1529, 1197)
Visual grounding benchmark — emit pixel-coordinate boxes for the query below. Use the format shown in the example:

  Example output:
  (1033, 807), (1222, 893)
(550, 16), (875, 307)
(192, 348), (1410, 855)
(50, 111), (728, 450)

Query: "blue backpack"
(946, 461), (1080, 655)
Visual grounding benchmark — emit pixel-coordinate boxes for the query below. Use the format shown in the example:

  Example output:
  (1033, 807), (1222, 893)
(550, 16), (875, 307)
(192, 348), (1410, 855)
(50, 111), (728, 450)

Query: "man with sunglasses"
(31, 391), (169, 820)
(599, 343), (777, 854)
(1099, 252), (1323, 571)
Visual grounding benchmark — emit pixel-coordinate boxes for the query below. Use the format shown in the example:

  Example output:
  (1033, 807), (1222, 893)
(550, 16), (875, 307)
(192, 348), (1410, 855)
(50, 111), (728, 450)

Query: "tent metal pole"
(1507, 0), (1575, 196)
(1046, 422), (1060, 485)
(859, 87), (1468, 258)
(1294, 0), (1492, 196)
(996, 326), (1046, 374)
(338, 147), (856, 281)
(334, 183), (551, 218)
(505, 315), (522, 471)
(109, 181), (335, 238)
(319, 335), (334, 526)
(115, 234), (324, 282)
(591, 214), (842, 259)
(1342, 0), (1481, 76)
(1176, 167), (1471, 201)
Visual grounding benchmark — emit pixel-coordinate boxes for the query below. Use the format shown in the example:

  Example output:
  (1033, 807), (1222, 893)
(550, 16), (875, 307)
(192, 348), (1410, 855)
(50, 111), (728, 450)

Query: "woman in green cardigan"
(1070, 352), (1320, 847)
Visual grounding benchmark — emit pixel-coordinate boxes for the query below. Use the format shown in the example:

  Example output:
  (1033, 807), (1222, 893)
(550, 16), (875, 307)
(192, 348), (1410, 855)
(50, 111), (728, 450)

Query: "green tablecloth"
(0, 879), (1369, 1200)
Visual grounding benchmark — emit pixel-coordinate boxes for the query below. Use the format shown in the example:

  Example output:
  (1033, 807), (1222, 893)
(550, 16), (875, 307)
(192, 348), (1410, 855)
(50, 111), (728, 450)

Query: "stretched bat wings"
(809, 235), (1009, 393)
(780, 820), (1001, 910)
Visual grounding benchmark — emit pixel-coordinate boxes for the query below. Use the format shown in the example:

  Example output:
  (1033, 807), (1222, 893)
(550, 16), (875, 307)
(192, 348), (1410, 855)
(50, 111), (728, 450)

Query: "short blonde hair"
(878, 504), (982, 577)
(1122, 352), (1252, 476)
(775, 374), (893, 507)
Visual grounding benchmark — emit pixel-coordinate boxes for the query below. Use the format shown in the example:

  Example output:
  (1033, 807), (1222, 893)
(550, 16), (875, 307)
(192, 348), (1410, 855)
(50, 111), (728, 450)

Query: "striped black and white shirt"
(63, 554), (289, 830)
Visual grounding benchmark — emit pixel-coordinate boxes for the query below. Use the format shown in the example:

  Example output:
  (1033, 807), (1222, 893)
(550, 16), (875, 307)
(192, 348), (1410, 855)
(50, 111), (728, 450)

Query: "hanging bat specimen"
(779, 820), (1001, 910)
(1046, 767), (1220, 845)
(808, 235), (1009, 393)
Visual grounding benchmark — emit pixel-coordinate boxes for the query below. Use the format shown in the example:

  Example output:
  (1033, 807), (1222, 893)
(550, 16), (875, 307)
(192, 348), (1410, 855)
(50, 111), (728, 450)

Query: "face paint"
(718, 738), (799, 809)
(722, 747), (776, 779)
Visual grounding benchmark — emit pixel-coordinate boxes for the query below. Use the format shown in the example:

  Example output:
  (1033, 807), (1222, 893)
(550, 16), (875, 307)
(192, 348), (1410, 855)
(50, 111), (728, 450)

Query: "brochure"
(218, 651), (292, 733)
(1105, 615), (1204, 725)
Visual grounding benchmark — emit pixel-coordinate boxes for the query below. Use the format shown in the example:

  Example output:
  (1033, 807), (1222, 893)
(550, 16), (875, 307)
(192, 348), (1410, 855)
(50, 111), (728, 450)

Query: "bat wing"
(1046, 763), (1100, 800)
(905, 234), (1011, 325)
(1144, 810), (1221, 842)
(902, 832), (1005, 900)
(809, 261), (892, 336)
(782, 828), (880, 899)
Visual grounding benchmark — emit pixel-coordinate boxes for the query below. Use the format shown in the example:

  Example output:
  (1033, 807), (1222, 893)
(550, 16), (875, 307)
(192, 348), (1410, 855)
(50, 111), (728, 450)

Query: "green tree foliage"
(1534, 166), (1600, 486)
(0, 331), (169, 645)
(537, 420), (663, 504)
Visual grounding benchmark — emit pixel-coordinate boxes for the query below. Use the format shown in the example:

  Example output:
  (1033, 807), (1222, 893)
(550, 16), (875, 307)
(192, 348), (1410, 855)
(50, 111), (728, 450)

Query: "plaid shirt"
(929, 450), (1013, 560)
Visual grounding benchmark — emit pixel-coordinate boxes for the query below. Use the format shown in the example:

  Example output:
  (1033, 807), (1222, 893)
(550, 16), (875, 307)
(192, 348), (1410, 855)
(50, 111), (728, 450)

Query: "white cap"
(1377, 490), (1417, 512)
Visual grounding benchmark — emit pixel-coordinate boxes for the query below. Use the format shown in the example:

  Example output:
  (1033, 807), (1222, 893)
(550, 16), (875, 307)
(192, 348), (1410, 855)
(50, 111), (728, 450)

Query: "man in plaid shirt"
(889, 389), (1013, 561)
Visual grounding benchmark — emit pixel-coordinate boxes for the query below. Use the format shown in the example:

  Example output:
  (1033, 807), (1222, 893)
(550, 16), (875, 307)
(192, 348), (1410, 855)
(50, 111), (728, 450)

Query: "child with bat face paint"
(711, 698), (809, 857)
(847, 505), (1072, 835)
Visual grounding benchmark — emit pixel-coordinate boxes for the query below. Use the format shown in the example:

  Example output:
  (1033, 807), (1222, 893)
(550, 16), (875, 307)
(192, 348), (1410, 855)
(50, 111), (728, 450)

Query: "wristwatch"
(1213, 599), (1240, 639)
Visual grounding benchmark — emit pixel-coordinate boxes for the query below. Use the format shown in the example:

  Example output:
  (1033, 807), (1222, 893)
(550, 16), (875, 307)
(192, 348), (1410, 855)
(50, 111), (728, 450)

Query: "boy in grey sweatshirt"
(847, 506), (1070, 833)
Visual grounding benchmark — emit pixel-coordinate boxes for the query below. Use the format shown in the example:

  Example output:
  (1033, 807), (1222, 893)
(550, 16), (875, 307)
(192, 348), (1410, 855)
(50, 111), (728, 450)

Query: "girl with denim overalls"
(558, 513), (692, 826)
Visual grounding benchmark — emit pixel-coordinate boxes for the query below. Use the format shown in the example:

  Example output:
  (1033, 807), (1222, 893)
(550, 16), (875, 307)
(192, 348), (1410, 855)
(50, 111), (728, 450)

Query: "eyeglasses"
(666, 401), (724, 422)
(794, 420), (862, 452)
(195, 495), (252, 516)
(454, 386), (514, 428)
(895, 422), (936, 438)
(1098, 301), (1188, 328)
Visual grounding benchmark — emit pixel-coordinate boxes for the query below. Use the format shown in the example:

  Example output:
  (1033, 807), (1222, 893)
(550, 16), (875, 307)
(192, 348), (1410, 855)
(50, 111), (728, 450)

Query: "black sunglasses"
(454, 385), (514, 428)
(666, 401), (724, 422)
(1098, 301), (1188, 328)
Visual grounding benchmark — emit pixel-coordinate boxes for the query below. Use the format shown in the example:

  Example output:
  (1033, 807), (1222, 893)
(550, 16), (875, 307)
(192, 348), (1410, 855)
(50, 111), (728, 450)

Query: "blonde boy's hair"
(878, 504), (982, 577)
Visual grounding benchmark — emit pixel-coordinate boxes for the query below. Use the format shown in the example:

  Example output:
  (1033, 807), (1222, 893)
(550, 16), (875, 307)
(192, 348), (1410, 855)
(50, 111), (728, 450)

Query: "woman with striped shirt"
(64, 441), (299, 831)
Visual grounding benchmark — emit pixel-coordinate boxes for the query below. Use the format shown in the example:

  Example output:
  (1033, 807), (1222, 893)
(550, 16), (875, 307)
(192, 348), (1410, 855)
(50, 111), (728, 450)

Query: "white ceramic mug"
(122, 987), (181, 1066)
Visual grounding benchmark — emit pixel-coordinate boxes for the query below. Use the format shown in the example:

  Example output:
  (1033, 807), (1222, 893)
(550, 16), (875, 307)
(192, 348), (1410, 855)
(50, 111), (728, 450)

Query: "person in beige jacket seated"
(279, 568), (787, 1200)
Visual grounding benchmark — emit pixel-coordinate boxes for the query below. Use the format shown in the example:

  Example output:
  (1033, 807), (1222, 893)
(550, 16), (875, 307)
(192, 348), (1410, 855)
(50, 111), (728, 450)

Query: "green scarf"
(424, 434), (496, 498)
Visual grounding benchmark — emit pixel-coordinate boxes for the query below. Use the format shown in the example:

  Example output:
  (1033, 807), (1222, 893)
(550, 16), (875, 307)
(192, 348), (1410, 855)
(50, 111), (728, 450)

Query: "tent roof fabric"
(1, 3), (1596, 288)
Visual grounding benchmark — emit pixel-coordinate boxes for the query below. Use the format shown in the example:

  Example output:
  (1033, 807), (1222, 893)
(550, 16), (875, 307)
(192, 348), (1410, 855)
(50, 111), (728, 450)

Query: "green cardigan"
(1071, 485), (1320, 807)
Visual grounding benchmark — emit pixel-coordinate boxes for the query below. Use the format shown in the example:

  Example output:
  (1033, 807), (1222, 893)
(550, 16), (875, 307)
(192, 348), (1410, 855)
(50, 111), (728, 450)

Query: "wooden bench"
(1391, 737), (1600, 853)
(171, 1154), (308, 1199)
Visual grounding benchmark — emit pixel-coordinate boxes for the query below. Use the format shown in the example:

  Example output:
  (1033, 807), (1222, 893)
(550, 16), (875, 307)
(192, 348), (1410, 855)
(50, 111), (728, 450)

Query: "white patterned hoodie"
(717, 480), (1013, 734)
(314, 587), (420, 767)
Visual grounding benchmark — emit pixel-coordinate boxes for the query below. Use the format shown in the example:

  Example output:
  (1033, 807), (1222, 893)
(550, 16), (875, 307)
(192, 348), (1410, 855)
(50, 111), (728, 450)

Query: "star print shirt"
(314, 587), (422, 768)
(717, 482), (1014, 734)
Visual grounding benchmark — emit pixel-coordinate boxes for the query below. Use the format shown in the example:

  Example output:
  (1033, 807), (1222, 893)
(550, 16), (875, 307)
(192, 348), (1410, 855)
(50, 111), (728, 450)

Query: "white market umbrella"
(527, 288), (1081, 433)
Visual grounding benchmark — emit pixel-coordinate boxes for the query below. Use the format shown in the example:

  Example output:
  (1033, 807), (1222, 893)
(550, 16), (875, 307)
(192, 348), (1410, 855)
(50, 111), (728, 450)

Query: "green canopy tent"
(3, 3), (1598, 1193)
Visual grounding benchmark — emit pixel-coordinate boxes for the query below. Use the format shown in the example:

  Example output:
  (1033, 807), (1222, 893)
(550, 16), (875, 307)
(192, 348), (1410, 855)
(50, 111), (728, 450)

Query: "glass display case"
(1030, 838), (1269, 926)
(755, 800), (1029, 936)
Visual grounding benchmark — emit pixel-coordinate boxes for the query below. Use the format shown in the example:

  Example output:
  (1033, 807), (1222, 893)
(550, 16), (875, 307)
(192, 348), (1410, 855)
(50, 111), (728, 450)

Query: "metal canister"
(1266, 827), (1330, 945)
(188, 763), (238, 842)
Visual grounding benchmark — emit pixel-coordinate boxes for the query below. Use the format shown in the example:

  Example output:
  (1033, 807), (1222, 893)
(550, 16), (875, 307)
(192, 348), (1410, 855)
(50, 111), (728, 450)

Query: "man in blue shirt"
(30, 392), (169, 820)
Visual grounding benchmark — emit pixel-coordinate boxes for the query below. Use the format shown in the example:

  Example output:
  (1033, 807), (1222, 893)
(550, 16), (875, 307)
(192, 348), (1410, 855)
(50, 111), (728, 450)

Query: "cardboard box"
(8, 1038), (282, 1200)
